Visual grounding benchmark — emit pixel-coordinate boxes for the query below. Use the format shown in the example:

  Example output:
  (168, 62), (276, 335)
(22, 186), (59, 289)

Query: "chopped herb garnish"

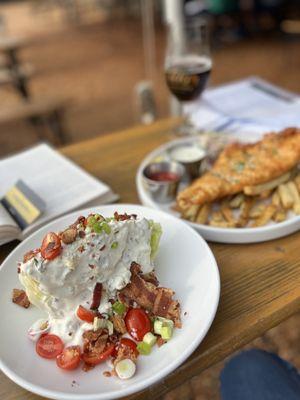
(93, 223), (102, 234)
(112, 301), (126, 315)
(111, 241), (118, 249)
(101, 222), (111, 235)
(33, 258), (38, 266)
(137, 341), (151, 355)
(234, 161), (245, 172)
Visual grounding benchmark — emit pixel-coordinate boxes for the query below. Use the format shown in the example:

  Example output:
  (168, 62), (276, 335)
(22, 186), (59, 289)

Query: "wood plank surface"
(1, 118), (300, 400)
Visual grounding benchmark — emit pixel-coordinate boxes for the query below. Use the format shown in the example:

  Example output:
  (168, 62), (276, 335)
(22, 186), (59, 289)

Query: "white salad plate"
(0, 204), (220, 400)
(136, 137), (300, 243)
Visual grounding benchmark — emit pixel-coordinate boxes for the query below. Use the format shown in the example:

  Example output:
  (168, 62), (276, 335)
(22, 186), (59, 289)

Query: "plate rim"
(136, 137), (300, 243)
(0, 203), (220, 400)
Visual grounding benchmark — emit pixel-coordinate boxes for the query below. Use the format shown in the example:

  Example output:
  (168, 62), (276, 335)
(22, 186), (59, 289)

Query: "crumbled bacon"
(120, 263), (181, 328)
(12, 289), (30, 308)
(142, 271), (159, 286)
(23, 248), (40, 263)
(118, 292), (133, 308)
(114, 212), (137, 221)
(70, 216), (87, 229)
(88, 264), (95, 269)
(82, 363), (95, 372)
(157, 337), (166, 347)
(90, 282), (102, 310)
(78, 230), (86, 238)
(113, 342), (137, 367)
(111, 314), (127, 334)
(82, 329), (108, 355)
(60, 227), (77, 244)
(100, 245), (105, 251)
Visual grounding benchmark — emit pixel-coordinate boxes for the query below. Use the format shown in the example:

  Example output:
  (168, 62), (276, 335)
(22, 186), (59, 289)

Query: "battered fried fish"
(177, 128), (300, 211)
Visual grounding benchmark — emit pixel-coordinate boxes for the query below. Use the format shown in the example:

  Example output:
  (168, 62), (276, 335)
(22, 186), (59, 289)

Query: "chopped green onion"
(101, 222), (111, 234)
(137, 341), (152, 355)
(161, 325), (173, 340)
(93, 316), (101, 331)
(87, 216), (97, 227)
(154, 320), (163, 335)
(143, 332), (157, 347)
(154, 317), (174, 338)
(112, 301), (126, 315)
(111, 241), (118, 249)
(95, 318), (114, 335)
(94, 214), (104, 222)
(93, 223), (103, 234)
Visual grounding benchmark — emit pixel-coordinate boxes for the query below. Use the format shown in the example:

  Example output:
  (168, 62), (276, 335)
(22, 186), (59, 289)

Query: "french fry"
(237, 197), (255, 227)
(272, 190), (281, 207)
(229, 193), (244, 208)
(209, 220), (235, 228)
(252, 204), (277, 227)
(272, 207), (287, 222)
(210, 210), (224, 223)
(294, 174), (300, 192)
(278, 184), (294, 209)
(259, 189), (272, 199)
(249, 204), (265, 219)
(220, 199), (236, 225)
(286, 181), (300, 214)
(286, 181), (300, 202)
(196, 203), (211, 224)
(244, 171), (292, 195)
(182, 204), (199, 221)
(294, 203), (300, 215)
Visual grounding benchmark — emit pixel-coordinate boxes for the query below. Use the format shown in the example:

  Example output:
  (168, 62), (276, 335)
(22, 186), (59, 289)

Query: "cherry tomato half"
(113, 338), (138, 358)
(125, 308), (151, 341)
(41, 232), (62, 260)
(76, 305), (95, 323)
(82, 344), (115, 366)
(56, 346), (81, 370)
(36, 334), (64, 359)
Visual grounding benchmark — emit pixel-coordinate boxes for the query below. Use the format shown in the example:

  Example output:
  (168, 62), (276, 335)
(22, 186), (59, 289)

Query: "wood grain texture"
(1, 118), (300, 400)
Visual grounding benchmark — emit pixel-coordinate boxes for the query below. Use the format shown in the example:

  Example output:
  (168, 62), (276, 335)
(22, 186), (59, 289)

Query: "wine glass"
(165, 18), (212, 136)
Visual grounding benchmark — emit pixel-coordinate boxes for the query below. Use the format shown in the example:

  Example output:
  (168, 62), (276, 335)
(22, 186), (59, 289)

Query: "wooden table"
(1, 118), (300, 400)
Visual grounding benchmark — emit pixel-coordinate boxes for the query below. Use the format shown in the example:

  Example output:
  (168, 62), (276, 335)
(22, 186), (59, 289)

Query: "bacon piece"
(111, 314), (127, 334)
(70, 216), (87, 230)
(82, 363), (95, 372)
(114, 212), (137, 221)
(82, 329), (108, 355)
(121, 263), (181, 328)
(23, 248), (40, 263)
(90, 282), (102, 310)
(157, 337), (166, 347)
(142, 271), (159, 286)
(12, 289), (30, 308)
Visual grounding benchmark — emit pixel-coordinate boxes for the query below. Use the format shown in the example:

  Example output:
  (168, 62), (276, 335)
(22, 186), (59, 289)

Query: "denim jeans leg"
(220, 349), (300, 400)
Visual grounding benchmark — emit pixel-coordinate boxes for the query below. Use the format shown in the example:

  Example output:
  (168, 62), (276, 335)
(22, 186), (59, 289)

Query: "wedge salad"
(13, 212), (181, 379)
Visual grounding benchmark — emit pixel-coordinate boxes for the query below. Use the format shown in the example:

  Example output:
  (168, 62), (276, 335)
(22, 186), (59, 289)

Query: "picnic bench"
(0, 98), (69, 144)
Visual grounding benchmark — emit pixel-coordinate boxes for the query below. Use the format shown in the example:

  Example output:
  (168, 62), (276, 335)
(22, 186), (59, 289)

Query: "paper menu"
(186, 77), (300, 138)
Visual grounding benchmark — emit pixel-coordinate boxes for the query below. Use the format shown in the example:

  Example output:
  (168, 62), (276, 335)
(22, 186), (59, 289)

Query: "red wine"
(165, 56), (212, 101)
